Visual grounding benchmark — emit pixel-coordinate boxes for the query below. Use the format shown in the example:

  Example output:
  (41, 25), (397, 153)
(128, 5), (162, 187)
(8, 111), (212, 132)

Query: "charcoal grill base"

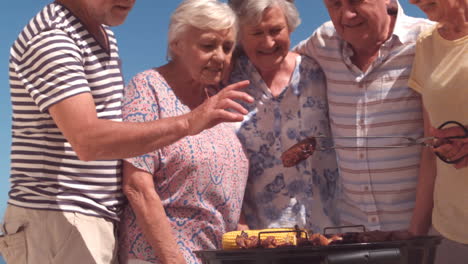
(195, 236), (442, 264)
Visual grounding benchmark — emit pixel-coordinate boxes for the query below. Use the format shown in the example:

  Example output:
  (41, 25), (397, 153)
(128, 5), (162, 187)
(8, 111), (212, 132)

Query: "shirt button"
(371, 217), (377, 223)
(364, 186), (370, 191)
(358, 83), (365, 89)
(359, 119), (365, 125)
(360, 153), (365, 159)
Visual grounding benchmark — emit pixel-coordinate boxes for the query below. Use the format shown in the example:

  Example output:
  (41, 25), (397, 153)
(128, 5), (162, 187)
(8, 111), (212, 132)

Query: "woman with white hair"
(228, 0), (340, 232)
(118, 1), (250, 263)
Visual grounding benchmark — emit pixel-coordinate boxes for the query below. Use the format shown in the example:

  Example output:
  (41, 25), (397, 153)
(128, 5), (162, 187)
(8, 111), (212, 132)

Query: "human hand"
(431, 126), (468, 169)
(185, 80), (253, 136)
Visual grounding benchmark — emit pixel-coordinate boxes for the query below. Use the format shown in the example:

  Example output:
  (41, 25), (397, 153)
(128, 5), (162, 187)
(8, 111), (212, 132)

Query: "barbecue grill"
(195, 227), (442, 264)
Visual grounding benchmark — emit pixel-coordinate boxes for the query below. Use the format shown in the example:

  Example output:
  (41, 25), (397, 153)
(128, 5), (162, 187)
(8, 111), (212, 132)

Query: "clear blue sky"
(0, 1), (424, 261)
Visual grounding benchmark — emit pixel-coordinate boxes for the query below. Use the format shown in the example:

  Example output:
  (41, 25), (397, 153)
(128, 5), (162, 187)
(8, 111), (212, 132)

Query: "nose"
(342, 5), (358, 20)
(261, 35), (276, 48)
(212, 46), (226, 62)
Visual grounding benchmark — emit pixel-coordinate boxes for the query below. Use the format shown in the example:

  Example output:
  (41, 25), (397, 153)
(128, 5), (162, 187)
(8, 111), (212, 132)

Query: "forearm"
(237, 210), (249, 231)
(75, 115), (189, 161)
(126, 186), (185, 264)
(409, 147), (436, 235)
(409, 106), (436, 235)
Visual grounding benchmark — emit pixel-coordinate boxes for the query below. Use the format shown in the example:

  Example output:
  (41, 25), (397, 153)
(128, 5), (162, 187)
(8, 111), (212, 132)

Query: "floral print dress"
(230, 55), (340, 232)
(119, 69), (249, 264)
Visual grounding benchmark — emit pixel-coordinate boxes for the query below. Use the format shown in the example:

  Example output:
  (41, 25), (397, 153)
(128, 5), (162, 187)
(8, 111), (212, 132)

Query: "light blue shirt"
(230, 54), (340, 232)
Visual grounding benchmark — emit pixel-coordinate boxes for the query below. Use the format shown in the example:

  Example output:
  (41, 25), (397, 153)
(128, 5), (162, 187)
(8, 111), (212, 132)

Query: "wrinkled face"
(173, 27), (236, 85)
(84, 0), (135, 26)
(323, 0), (392, 50)
(409, 0), (467, 23)
(240, 6), (291, 72)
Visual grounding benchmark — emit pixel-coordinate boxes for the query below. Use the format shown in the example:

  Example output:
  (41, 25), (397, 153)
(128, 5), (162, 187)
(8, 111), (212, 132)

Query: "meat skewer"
(281, 137), (317, 167)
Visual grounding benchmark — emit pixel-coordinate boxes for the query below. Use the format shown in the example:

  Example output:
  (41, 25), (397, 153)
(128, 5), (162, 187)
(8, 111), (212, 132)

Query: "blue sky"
(0, 0), (425, 261)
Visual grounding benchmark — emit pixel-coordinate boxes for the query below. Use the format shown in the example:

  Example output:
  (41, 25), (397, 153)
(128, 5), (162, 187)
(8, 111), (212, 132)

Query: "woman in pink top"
(118, 1), (251, 263)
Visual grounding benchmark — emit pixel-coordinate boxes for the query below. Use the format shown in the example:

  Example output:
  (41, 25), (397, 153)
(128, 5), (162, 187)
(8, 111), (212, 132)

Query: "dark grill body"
(195, 235), (442, 264)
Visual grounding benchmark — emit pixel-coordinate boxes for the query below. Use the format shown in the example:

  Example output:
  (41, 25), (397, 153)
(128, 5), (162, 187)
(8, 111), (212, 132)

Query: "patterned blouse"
(230, 54), (340, 232)
(119, 69), (249, 264)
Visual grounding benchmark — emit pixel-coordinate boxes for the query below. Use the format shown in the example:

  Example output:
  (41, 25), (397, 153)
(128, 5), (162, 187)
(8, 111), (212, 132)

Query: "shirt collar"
(389, 0), (412, 45)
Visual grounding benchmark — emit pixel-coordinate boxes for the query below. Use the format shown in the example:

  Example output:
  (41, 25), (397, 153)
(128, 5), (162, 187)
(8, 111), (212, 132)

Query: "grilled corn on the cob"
(222, 228), (307, 249)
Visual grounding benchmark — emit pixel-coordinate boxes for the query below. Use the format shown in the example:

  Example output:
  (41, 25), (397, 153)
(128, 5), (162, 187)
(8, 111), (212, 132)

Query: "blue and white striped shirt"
(8, 3), (124, 221)
(294, 3), (433, 231)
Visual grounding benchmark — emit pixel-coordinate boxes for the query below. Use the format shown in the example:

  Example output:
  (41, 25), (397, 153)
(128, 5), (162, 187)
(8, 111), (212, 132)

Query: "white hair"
(167, 0), (238, 60)
(228, 0), (301, 32)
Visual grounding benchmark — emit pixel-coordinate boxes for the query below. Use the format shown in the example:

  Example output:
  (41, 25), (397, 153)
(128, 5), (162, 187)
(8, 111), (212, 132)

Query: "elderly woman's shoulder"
(297, 54), (323, 72)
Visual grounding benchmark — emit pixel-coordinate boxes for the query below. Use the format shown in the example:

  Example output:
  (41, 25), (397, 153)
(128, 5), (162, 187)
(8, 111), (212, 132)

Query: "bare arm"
(409, 106), (436, 235)
(237, 210), (250, 231)
(49, 80), (252, 161)
(122, 162), (186, 264)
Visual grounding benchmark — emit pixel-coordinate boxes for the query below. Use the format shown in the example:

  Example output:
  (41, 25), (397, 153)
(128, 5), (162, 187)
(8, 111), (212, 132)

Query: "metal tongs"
(317, 121), (468, 164)
(315, 135), (436, 150)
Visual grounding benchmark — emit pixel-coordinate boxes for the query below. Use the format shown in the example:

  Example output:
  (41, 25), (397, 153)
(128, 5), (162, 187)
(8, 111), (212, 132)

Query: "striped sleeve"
(15, 29), (90, 112)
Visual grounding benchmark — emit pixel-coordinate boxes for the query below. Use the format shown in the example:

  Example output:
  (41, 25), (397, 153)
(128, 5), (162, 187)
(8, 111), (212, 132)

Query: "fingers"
(434, 142), (461, 160)
(434, 141), (468, 165)
(431, 126), (465, 138)
(223, 80), (250, 90)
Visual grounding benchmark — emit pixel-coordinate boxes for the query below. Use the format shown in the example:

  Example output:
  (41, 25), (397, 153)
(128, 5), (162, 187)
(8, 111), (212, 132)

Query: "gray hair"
(228, 0), (301, 32)
(167, 0), (238, 60)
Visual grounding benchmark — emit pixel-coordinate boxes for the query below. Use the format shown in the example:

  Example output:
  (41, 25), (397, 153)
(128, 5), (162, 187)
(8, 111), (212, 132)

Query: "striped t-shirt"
(8, 3), (124, 221)
(294, 4), (433, 231)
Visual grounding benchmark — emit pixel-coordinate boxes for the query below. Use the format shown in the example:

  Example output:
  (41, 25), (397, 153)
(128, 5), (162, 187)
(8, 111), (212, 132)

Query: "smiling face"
(239, 5), (291, 72)
(323, 0), (392, 50)
(172, 27), (236, 86)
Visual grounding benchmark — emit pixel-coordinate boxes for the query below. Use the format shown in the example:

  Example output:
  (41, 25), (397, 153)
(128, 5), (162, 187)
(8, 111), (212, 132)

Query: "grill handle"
(323, 225), (366, 235)
(325, 248), (401, 264)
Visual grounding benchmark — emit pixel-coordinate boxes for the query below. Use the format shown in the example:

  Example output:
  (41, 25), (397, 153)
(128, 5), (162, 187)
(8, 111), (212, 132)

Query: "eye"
(251, 30), (264, 36)
(200, 43), (215, 50)
(223, 42), (234, 54)
(270, 27), (283, 36)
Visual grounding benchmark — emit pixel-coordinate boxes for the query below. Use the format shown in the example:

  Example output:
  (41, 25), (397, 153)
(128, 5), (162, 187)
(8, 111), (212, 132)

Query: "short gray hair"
(228, 0), (301, 32)
(167, 0), (238, 60)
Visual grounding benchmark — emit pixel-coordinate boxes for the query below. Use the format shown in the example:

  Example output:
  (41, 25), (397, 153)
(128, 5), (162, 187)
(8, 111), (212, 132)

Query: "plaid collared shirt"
(294, 2), (434, 231)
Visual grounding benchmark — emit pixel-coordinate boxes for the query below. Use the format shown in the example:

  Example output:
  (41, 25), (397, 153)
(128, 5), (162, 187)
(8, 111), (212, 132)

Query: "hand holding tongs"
(282, 121), (468, 167)
(432, 121), (468, 164)
(316, 121), (468, 164)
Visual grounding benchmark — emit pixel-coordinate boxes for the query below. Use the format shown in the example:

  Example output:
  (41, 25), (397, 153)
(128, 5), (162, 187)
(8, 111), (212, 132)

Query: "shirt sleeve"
(292, 31), (320, 59)
(15, 29), (90, 113)
(408, 33), (429, 94)
(122, 72), (162, 174)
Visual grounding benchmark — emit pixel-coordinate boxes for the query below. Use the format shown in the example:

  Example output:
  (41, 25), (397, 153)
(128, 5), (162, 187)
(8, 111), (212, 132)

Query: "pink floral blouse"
(119, 69), (249, 264)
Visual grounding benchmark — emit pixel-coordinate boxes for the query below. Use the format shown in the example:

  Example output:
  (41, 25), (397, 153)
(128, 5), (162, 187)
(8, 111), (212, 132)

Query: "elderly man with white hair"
(294, 0), (434, 234)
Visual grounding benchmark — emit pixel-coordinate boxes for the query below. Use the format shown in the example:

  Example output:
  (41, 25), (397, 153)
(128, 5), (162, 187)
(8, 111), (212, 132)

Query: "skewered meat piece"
(356, 230), (393, 243)
(261, 236), (278, 248)
(309, 233), (331, 246)
(236, 231), (259, 249)
(281, 137), (317, 167)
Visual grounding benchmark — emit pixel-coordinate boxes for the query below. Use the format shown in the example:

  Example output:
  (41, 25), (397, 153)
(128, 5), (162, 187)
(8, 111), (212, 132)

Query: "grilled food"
(281, 137), (317, 167)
